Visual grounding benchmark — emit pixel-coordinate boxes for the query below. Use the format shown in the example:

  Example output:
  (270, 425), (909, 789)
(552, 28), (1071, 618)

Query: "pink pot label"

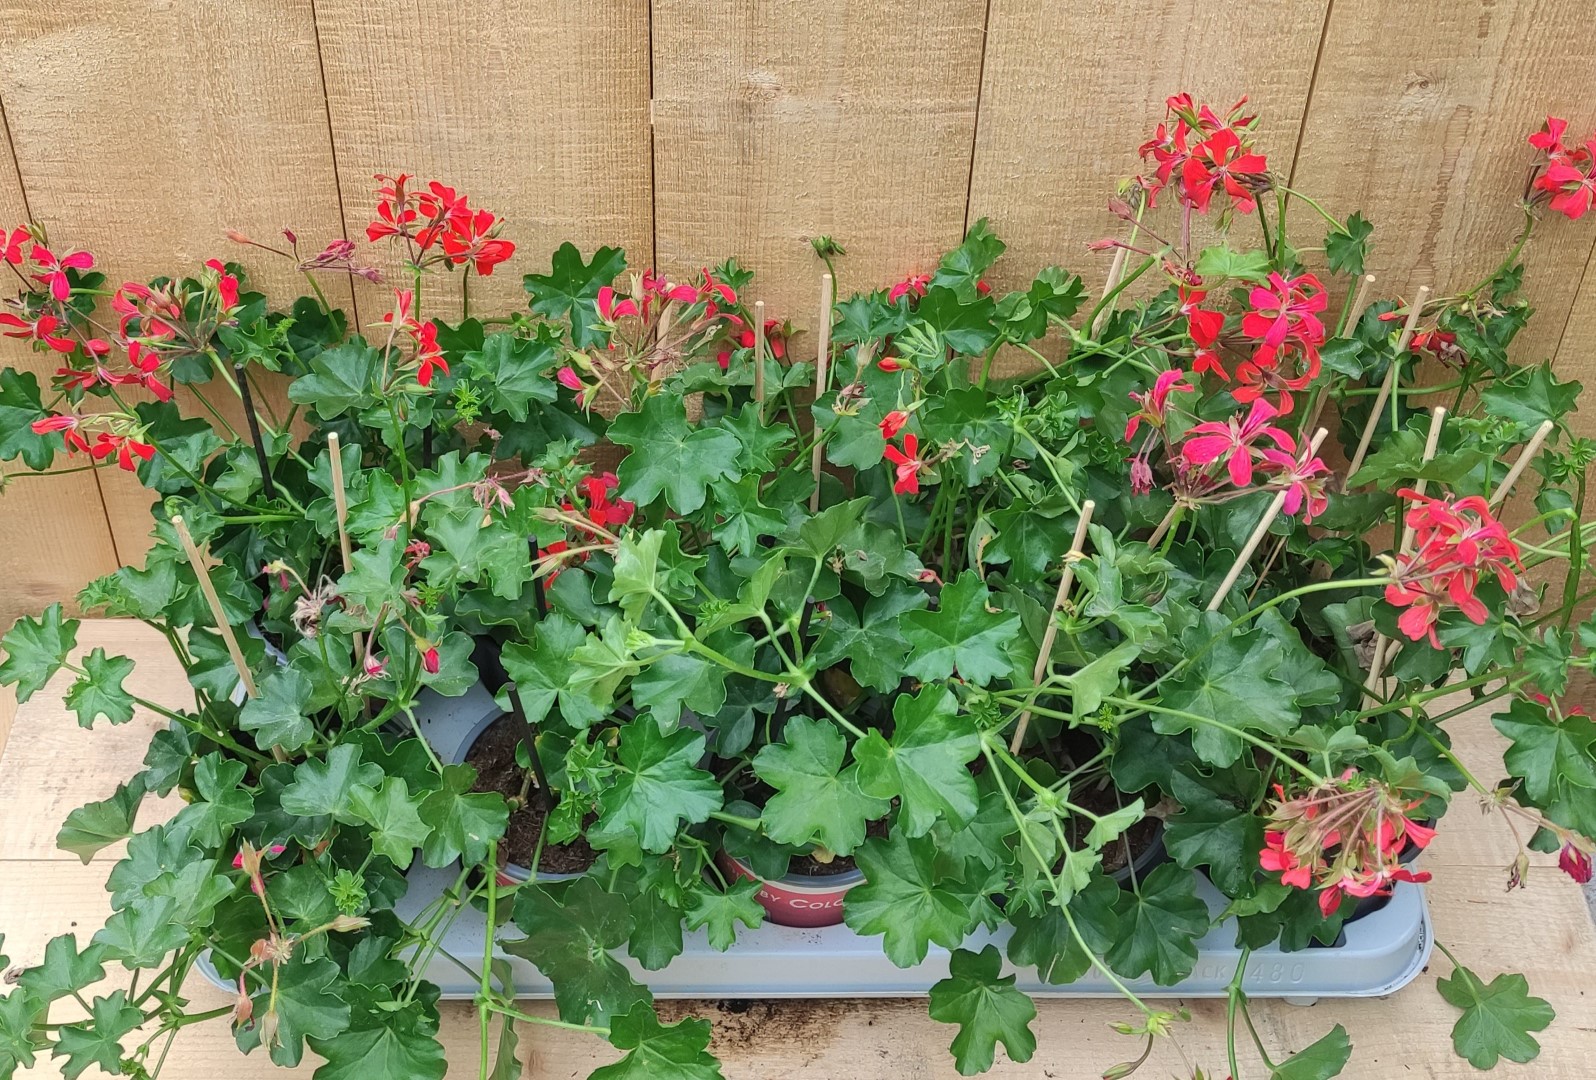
(718, 853), (858, 928)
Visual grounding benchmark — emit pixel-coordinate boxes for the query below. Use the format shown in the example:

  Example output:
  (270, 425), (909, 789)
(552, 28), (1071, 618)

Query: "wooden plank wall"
(0, 0), (1592, 622)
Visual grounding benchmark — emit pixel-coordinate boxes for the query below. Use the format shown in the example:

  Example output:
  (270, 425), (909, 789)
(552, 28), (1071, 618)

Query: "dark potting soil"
(1066, 780), (1162, 876)
(465, 715), (598, 875)
(786, 816), (891, 878)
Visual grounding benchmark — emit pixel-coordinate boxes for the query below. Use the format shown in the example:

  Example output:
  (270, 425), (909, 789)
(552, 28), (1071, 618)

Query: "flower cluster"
(536, 472), (636, 583)
(29, 414), (155, 471)
(562, 268), (745, 403)
(1529, 116), (1596, 220)
(1139, 94), (1268, 214)
(382, 288), (448, 387)
(1150, 397), (1331, 521)
(366, 174), (515, 274)
(597, 268), (738, 327)
(1260, 770), (1435, 916)
(1384, 490), (1522, 647)
(13, 244), (247, 471)
(1182, 270), (1328, 411)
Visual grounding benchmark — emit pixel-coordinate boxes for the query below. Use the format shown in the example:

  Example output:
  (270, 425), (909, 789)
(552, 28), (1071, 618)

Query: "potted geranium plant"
(1, 97), (1594, 1080)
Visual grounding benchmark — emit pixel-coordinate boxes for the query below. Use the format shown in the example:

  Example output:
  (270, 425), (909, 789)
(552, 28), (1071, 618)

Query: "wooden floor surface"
(2, 620), (1594, 1078)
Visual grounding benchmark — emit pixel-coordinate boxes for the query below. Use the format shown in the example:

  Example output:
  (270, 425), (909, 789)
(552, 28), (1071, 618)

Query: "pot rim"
(721, 850), (865, 890)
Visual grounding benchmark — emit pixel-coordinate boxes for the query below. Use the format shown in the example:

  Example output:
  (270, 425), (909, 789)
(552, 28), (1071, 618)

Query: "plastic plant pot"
(718, 851), (863, 928)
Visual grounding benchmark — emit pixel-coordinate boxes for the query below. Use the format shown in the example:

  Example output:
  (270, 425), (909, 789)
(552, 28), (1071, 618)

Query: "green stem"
(1083, 255), (1156, 335)
(1102, 696), (1326, 785)
(478, 843), (497, 1080)
(709, 809), (763, 833)
(484, 1002), (609, 1036)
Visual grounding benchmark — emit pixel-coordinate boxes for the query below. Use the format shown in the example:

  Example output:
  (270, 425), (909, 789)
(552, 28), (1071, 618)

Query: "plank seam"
(305, 0), (361, 328)
(1284, 0), (1337, 191)
(1549, 231), (1596, 363)
(646, 0), (658, 271)
(959, 0), (995, 238)
(0, 95), (34, 221)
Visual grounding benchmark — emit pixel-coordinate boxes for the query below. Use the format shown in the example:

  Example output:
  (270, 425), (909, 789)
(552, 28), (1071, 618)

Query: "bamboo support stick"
(1341, 273), (1376, 336)
(1146, 502), (1181, 548)
(328, 432), (354, 575)
(1397, 407), (1448, 553)
(172, 515), (258, 700)
(1009, 500), (1095, 753)
(1207, 428), (1330, 612)
(753, 299), (767, 418)
(809, 273), (834, 513)
(1364, 407), (1446, 704)
(1091, 246), (1130, 336)
(1347, 285), (1429, 480)
(1489, 419), (1555, 508)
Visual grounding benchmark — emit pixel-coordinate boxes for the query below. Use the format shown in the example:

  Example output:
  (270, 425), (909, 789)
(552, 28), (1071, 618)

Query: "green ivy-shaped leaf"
(683, 879), (765, 952)
(63, 648), (135, 728)
(854, 685), (980, 838)
(590, 1002), (724, 1080)
(51, 990), (144, 1079)
(900, 573), (1019, 687)
(610, 397), (742, 515)
(1436, 963), (1554, 1070)
(0, 603), (79, 704)
(523, 242), (627, 349)
(928, 945), (1037, 1075)
(753, 716), (889, 856)
(594, 722), (722, 856)
(844, 831), (984, 967)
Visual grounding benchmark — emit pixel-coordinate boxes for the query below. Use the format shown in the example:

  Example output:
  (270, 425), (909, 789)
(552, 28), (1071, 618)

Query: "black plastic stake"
(234, 363), (277, 502)
(507, 686), (555, 813)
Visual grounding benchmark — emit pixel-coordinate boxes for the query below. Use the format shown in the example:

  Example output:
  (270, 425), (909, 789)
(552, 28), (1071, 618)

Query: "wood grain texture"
(0, 0), (354, 566)
(3, 621), (1595, 1077)
(967, 1), (1329, 303)
(650, 0), (989, 330)
(1554, 261), (1596, 438)
(1291, 0), (1596, 363)
(313, 0), (654, 319)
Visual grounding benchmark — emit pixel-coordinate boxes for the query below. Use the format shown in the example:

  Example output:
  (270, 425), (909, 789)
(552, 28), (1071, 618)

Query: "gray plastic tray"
(392, 862), (1430, 1002)
(202, 682), (1434, 1003)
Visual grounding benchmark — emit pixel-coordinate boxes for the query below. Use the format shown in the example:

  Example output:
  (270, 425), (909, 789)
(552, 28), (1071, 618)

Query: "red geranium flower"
(204, 259), (240, 311)
(1, 226), (30, 265)
(1180, 287), (1227, 379)
(1241, 272), (1327, 364)
(88, 431), (155, 471)
(0, 310), (76, 352)
(30, 413), (91, 454)
(888, 273), (931, 305)
(1181, 128), (1268, 214)
(440, 208), (516, 275)
(883, 433), (928, 495)
(880, 410), (909, 440)
(1258, 442), (1331, 523)
(1559, 841), (1593, 884)
(1179, 398), (1295, 488)
(30, 245), (94, 302)
(1384, 490), (1521, 648)
(1124, 368), (1193, 443)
